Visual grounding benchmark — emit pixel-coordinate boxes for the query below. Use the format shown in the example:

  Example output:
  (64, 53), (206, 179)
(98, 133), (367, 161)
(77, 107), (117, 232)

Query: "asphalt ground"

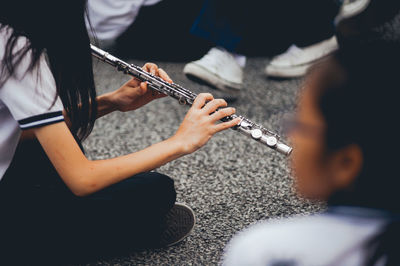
(77, 54), (324, 266)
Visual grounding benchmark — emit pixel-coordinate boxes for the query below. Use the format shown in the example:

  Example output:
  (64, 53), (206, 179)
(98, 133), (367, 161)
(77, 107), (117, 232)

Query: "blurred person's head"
(289, 42), (400, 265)
(290, 43), (399, 212)
(0, 0), (97, 140)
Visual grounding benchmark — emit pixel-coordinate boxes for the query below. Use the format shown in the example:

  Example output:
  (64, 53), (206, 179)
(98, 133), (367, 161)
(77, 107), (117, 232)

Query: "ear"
(328, 144), (363, 190)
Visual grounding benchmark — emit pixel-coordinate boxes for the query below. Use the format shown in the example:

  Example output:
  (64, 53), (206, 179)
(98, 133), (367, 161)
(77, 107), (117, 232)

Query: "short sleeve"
(0, 36), (64, 130)
(86, 0), (162, 40)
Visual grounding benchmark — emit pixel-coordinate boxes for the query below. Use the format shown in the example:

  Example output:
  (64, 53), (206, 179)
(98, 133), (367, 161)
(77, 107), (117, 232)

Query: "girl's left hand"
(109, 63), (172, 112)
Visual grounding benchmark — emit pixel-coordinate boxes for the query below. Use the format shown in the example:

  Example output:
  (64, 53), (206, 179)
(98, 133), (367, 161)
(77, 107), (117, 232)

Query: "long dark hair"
(0, 0), (97, 140)
(309, 43), (400, 265)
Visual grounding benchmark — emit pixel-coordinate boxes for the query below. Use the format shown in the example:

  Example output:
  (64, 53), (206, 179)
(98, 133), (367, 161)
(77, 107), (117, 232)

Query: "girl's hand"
(108, 63), (172, 112)
(171, 93), (241, 155)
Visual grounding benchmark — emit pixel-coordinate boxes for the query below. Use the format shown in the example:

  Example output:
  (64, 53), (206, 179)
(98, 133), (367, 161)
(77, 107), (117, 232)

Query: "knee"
(146, 172), (176, 208)
(121, 172), (176, 207)
(106, 172), (177, 212)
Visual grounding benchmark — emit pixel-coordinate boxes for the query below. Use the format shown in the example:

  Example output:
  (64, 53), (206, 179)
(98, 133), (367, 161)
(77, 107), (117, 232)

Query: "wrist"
(97, 92), (118, 118)
(167, 135), (190, 156)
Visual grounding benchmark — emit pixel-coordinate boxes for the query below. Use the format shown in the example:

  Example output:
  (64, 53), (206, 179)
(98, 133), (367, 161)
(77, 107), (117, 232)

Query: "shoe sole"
(265, 62), (312, 78)
(159, 202), (196, 247)
(265, 52), (338, 78)
(183, 63), (242, 92)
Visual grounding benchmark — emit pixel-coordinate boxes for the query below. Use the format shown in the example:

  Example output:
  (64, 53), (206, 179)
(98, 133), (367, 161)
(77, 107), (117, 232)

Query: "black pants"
(115, 0), (208, 61)
(0, 139), (176, 265)
(115, 0), (339, 59)
(191, 0), (340, 55)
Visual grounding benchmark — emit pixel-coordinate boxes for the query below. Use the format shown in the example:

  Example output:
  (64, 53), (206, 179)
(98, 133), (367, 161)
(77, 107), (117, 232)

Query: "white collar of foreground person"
(222, 206), (395, 266)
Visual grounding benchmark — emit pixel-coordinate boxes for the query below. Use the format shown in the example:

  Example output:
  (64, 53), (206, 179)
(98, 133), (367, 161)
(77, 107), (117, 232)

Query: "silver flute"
(91, 44), (292, 156)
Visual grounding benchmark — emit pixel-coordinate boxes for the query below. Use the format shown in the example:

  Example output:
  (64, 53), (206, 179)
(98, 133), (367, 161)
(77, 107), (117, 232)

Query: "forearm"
(83, 137), (184, 195)
(34, 122), (185, 196)
(34, 93), (237, 197)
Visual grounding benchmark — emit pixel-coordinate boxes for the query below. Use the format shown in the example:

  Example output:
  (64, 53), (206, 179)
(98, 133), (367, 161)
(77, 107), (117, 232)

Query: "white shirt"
(223, 207), (389, 266)
(0, 26), (64, 179)
(87, 0), (163, 40)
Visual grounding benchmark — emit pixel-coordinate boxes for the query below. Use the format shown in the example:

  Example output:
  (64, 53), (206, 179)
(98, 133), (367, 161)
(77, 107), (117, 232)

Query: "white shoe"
(265, 36), (339, 78)
(183, 47), (243, 91)
(334, 0), (371, 25)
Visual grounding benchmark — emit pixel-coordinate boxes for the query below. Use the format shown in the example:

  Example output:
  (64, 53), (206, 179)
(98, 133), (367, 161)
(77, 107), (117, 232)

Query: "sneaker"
(265, 36), (338, 78)
(183, 47), (243, 91)
(334, 0), (371, 25)
(158, 202), (196, 247)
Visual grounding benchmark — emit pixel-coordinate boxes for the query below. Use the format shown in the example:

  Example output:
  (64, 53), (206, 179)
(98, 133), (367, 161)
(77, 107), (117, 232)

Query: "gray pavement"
(80, 56), (324, 265)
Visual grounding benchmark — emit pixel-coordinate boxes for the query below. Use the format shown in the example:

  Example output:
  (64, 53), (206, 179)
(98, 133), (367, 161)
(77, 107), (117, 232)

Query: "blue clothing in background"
(190, 0), (242, 53)
(190, 0), (340, 55)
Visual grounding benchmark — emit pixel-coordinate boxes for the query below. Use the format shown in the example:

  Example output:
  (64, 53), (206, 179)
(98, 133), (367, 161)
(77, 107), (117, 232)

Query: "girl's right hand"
(171, 93), (241, 155)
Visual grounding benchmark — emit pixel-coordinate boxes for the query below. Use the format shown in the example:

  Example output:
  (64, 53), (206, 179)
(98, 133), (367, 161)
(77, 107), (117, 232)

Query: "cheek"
(290, 134), (327, 198)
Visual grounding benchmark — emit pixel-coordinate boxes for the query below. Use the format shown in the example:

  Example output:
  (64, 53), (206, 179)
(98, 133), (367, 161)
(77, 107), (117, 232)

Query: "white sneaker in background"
(183, 47), (243, 91)
(265, 36), (339, 78)
(335, 0), (371, 25)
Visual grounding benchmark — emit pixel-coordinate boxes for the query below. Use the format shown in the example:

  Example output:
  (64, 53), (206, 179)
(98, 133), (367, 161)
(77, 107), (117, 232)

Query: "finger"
(149, 64), (157, 75)
(142, 63), (158, 75)
(156, 92), (168, 98)
(158, 68), (173, 83)
(151, 90), (166, 98)
(143, 63), (157, 70)
(192, 93), (214, 109)
(213, 117), (241, 133)
(152, 66), (158, 75)
(142, 63), (150, 72)
(139, 82), (148, 95)
(126, 77), (141, 87)
(203, 99), (227, 114)
(210, 107), (236, 121)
